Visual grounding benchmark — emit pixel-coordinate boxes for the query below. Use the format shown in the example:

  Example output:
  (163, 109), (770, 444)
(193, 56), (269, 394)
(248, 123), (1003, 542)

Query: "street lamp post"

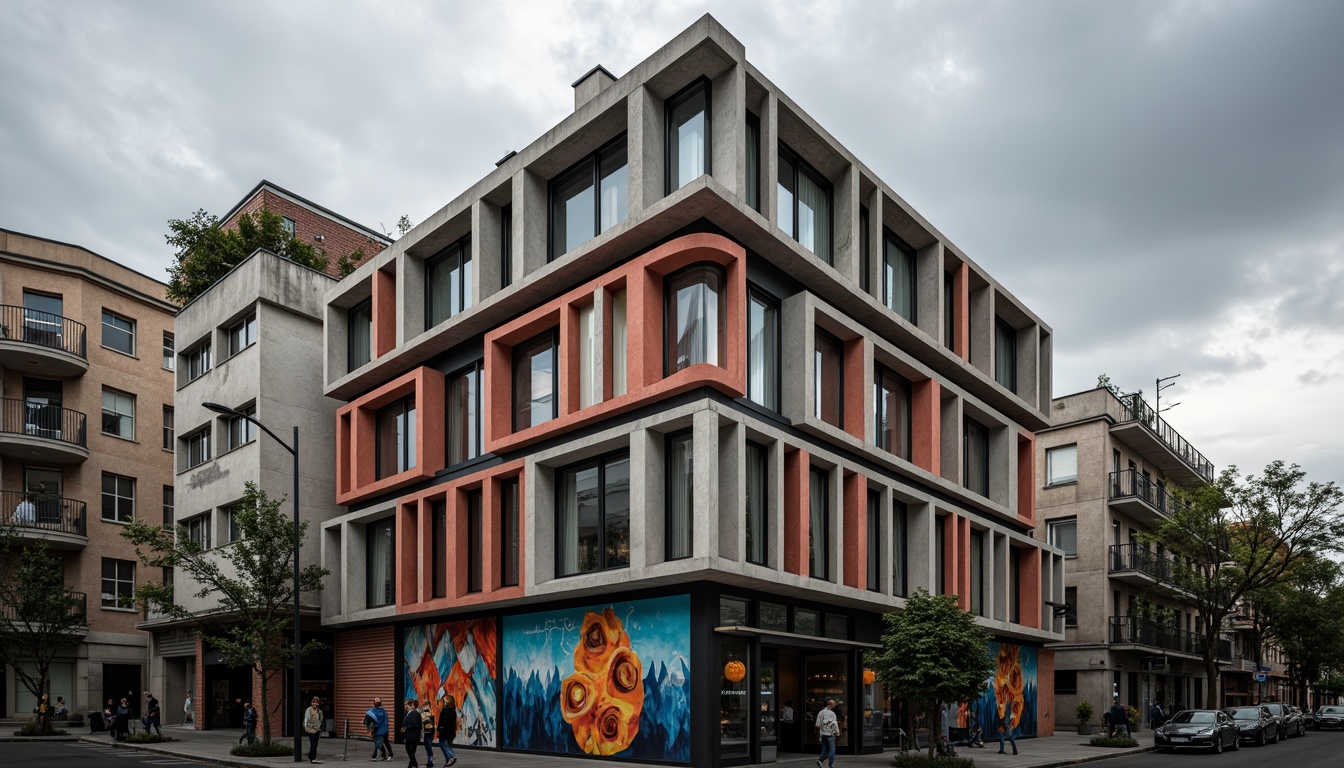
(203, 403), (303, 763)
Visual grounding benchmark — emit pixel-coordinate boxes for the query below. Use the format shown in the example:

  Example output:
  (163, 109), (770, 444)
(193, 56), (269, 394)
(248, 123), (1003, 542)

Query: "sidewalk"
(81, 725), (1151, 768)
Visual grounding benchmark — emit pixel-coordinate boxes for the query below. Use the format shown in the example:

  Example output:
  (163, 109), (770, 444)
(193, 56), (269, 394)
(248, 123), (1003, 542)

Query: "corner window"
(183, 513), (210, 549)
(745, 441), (768, 566)
(995, 319), (1018, 393)
(556, 451), (630, 577)
(777, 144), (831, 263)
(550, 136), (628, 260)
(665, 264), (726, 374)
(347, 299), (373, 371)
(666, 79), (710, 192)
(1048, 517), (1078, 557)
(426, 237), (473, 328)
(162, 406), (174, 451)
(500, 477), (520, 587)
(814, 328), (843, 427)
(1046, 444), (1078, 486)
(874, 365), (911, 459)
(808, 466), (829, 580)
(665, 431), (693, 561)
(185, 343), (212, 382)
(375, 395), (416, 479)
(101, 310), (135, 356)
(746, 289), (779, 411)
(224, 406), (257, 451)
(101, 388), (135, 440)
(513, 331), (557, 431)
(185, 427), (211, 469)
(447, 363), (481, 466)
(366, 517), (395, 608)
(225, 314), (257, 357)
(883, 230), (916, 322)
(163, 332), (175, 370)
(101, 472), (135, 523)
(100, 558), (135, 609)
(963, 416), (989, 496)
(745, 113), (760, 211)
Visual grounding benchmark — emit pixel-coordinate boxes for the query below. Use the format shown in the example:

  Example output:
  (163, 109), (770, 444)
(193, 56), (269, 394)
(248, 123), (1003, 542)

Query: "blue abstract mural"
(403, 619), (498, 746)
(970, 642), (1039, 739)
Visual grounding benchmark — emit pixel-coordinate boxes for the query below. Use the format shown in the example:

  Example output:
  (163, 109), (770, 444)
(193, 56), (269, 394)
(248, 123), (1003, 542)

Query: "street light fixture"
(203, 402), (303, 763)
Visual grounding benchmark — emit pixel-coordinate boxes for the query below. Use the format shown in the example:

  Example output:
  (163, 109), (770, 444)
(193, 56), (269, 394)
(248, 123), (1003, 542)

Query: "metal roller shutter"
(333, 626), (397, 736)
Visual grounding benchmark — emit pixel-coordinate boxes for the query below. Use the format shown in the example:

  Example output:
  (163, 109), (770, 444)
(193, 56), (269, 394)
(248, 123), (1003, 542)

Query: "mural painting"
(502, 594), (691, 762)
(403, 618), (498, 746)
(970, 642), (1039, 739)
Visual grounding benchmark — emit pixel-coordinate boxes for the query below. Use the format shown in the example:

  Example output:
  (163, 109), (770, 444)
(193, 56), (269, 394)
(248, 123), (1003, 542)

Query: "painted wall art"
(971, 641), (1039, 739)
(403, 618), (498, 746)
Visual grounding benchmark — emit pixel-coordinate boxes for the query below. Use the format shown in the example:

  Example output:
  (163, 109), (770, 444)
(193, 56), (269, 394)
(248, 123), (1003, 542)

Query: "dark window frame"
(548, 133), (629, 261)
(814, 327), (844, 427)
(185, 342), (212, 382)
(893, 499), (909, 597)
(430, 499), (447, 599)
(446, 360), (483, 467)
(512, 329), (559, 432)
(995, 318), (1018, 393)
(777, 142), (834, 264)
(425, 235), (473, 329)
(101, 472), (135, 523)
(664, 429), (694, 562)
(746, 285), (781, 412)
(466, 489), (483, 593)
(808, 465), (830, 581)
(866, 489), (880, 592)
(500, 204), (513, 288)
(101, 309), (136, 356)
(347, 298), (373, 371)
(663, 262), (728, 377)
(100, 557), (136, 609)
(555, 450), (631, 577)
(365, 517), (396, 608)
(225, 314), (257, 358)
(883, 228), (917, 323)
(500, 476), (520, 587)
(859, 205), (870, 293)
(745, 112), (760, 211)
(744, 440), (768, 566)
(943, 271), (955, 350)
(374, 394), (416, 480)
(874, 363), (912, 459)
(665, 77), (712, 194)
(963, 416), (990, 496)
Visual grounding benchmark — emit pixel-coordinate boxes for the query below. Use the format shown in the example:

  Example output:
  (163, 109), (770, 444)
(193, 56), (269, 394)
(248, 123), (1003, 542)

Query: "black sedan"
(1225, 705), (1278, 745)
(1154, 709), (1241, 753)
(1316, 705), (1344, 730)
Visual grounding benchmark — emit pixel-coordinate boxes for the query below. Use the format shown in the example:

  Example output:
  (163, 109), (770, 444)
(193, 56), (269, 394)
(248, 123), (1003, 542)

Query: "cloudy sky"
(2, 0), (1341, 485)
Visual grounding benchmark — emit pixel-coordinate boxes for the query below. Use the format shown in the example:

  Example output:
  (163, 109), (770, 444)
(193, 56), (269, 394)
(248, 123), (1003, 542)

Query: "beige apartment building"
(0, 229), (175, 717)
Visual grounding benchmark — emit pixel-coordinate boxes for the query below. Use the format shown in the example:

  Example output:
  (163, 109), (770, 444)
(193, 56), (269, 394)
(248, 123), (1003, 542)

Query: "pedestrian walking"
(997, 712), (1018, 755)
(365, 697), (391, 761)
(1149, 700), (1165, 730)
(239, 701), (258, 745)
(436, 695), (459, 766)
(420, 703), (436, 768)
(114, 697), (131, 741)
(184, 691), (194, 725)
(103, 699), (115, 738)
(815, 698), (839, 767)
(1109, 699), (1129, 737)
(303, 696), (324, 763)
(400, 699), (423, 768)
(143, 692), (162, 737)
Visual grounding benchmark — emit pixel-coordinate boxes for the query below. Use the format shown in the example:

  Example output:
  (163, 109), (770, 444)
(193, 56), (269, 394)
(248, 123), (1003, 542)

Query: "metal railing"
(1118, 394), (1215, 481)
(1109, 468), (1181, 515)
(0, 305), (87, 359)
(1110, 615), (1233, 659)
(0, 398), (87, 447)
(0, 489), (87, 536)
(0, 590), (87, 624)
(1109, 543), (1178, 583)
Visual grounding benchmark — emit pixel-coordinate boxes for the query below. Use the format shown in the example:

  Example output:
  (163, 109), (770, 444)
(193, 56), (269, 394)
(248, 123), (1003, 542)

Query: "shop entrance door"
(801, 653), (850, 752)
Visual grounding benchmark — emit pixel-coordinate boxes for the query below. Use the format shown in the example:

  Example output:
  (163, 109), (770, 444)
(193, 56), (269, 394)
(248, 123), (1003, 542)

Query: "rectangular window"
(814, 328), (843, 427)
(101, 472), (135, 523)
(666, 79), (710, 192)
(1048, 517), (1078, 557)
(777, 144), (832, 263)
(185, 427), (211, 468)
(859, 205), (871, 293)
(101, 387), (135, 439)
(995, 319), (1017, 392)
(665, 264), (726, 374)
(745, 441), (768, 566)
(100, 558), (135, 609)
(611, 290), (627, 397)
(808, 466), (829, 580)
(21, 290), (63, 347)
(162, 406), (174, 451)
(163, 332), (175, 370)
(759, 602), (787, 632)
(883, 230), (916, 322)
(225, 314), (257, 357)
(500, 477), (520, 587)
(281, 216), (296, 236)
(943, 272), (955, 350)
(970, 530), (985, 616)
(1055, 670), (1078, 695)
(746, 289), (780, 411)
(893, 500), (908, 597)
(935, 515), (946, 595)
(426, 237), (473, 328)
(101, 310), (135, 355)
(222, 504), (242, 544)
(794, 607), (819, 636)
(824, 613), (849, 640)
(513, 331), (557, 431)
(431, 499), (446, 599)
(1064, 585), (1078, 627)
(447, 363), (481, 466)
(348, 298), (372, 371)
(466, 490), (483, 594)
(225, 406), (257, 451)
(556, 452), (630, 576)
(375, 395), (416, 479)
(366, 517), (395, 608)
(874, 365), (911, 459)
(550, 136), (628, 259)
(162, 486), (173, 526)
(665, 431), (694, 561)
(578, 302), (597, 407)
(866, 490), (880, 592)
(186, 343), (212, 381)
(745, 113), (760, 211)
(963, 417), (989, 496)
(500, 205), (513, 288)
(1046, 444), (1078, 485)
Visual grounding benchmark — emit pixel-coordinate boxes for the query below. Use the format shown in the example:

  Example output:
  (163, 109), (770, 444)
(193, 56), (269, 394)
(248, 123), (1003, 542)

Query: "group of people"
(100, 692), (161, 740)
(354, 696), (461, 767)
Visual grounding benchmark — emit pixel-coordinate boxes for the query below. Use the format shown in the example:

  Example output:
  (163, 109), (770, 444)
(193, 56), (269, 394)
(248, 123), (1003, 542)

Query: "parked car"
(1303, 708), (1316, 730)
(1284, 706), (1307, 737)
(1224, 706), (1278, 745)
(1261, 702), (1291, 740)
(1315, 705), (1344, 730)
(1154, 709), (1240, 753)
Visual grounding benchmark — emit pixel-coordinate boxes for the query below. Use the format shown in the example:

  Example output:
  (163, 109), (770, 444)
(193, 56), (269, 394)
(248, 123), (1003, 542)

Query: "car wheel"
(1214, 736), (1224, 754)
(1257, 728), (1266, 746)
(1232, 734), (1240, 750)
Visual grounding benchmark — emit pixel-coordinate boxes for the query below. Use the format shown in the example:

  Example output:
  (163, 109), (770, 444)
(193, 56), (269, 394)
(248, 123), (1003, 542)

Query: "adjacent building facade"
(317, 16), (1064, 766)
(0, 228), (175, 717)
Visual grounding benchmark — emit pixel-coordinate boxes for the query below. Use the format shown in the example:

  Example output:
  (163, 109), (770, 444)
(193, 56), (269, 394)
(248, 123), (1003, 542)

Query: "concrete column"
(632, 427), (658, 570)
(907, 501), (935, 594)
(692, 408), (719, 562)
(1017, 323), (1040, 406)
(711, 64), (745, 199)
(915, 241), (941, 338)
(717, 419), (742, 561)
(990, 423), (1012, 508)
(833, 164), (860, 283)
(939, 394), (962, 484)
(526, 460), (553, 587)
(863, 188), (883, 299)
(627, 85), (663, 213)
(780, 294), (810, 426)
(473, 199), (504, 304)
(992, 532), (1010, 622)
(969, 283), (993, 375)
(514, 168), (548, 278)
(762, 93), (779, 232)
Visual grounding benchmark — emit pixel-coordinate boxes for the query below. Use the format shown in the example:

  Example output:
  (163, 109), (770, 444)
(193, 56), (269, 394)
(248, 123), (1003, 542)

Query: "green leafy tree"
(1256, 555), (1344, 705)
(0, 527), (88, 732)
(867, 589), (993, 758)
(165, 208), (329, 303)
(121, 483), (328, 744)
(1150, 461), (1344, 707)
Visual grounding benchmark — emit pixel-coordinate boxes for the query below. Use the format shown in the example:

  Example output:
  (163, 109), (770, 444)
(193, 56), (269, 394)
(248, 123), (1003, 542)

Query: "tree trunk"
(258, 665), (270, 745)
(928, 704), (940, 759)
(1203, 626), (1221, 709)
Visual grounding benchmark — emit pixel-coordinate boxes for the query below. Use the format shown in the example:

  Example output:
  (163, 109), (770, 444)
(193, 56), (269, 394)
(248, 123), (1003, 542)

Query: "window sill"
(100, 345), (138, 359)
(1045, 480), (1078, 489)
(100, 518), (135, 526)
(100, 606), (139, 613)
(219, 441), (257, 458)
(101, 432), (139, 444)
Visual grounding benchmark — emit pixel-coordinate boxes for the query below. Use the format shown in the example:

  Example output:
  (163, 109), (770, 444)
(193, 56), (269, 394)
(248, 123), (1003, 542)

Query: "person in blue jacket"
(365, 697), (391, 761)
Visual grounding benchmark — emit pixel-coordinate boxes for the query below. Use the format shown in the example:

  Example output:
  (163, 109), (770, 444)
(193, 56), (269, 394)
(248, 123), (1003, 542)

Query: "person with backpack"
(436, 695), (459, 767)
(365, 697), (390, 761)
(1149, 701), (1166, 730)
(239, 701), (258, 745)
(420, 703), (436, 768)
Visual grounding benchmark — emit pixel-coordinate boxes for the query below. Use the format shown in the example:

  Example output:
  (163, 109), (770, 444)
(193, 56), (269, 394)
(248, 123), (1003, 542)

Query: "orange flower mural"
(562, 609), (645, 755)
(994, 644), (1026, 729)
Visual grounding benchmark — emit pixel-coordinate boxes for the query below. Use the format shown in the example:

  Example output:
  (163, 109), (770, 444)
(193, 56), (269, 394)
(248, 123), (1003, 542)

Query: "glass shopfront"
(720, 638), (751, 761)
(803, 654), (848, 749)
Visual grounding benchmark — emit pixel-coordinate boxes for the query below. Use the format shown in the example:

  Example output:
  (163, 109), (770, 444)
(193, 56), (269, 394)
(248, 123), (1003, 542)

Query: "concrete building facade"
(0, 228), (175, 718)
(318, 16), (1064, 766)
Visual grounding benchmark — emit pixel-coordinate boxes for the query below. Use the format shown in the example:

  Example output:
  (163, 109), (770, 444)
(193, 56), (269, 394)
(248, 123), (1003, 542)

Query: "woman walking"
(303, 696), (324, 764)
(436, 695), (459, 767)
(400, 699), (423, 768)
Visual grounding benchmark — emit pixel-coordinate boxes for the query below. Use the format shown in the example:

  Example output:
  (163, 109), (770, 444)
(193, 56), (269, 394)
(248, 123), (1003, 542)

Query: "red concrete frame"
(841, 337), (866, 441)
(911, 378), (941, 474)
(1018, 545), (1043, 630)
(951, 262), (969, 361)
(842, 471), (865, 590)
(483, 233), (747, 454)
(1037, 648), (1056, 735)
(373, 267), (396, 359)
(1016, 431), (1036, 526)
(335, 366), (445, 505)
(783, 447), (809, 576)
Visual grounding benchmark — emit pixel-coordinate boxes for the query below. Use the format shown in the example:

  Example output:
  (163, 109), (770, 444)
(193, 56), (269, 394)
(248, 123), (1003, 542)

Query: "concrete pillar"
(717, 420), (742, 561)
(907, 501), (935, 594)
(762, 94), (779, 232)
(692, 408), (720, 562)
(710, 64), (745, 199)
(833, 164), (860, 283)
(514, 168), (548, 278)
(939, 394), (962, 484)
(473, 199), (504, 303)
(627, 85), (663, 213)
(782, 447), (808, 576)
(780, 293), (809, 426)
(633, 427), (657, 570)
(969, 283), (992, 375)
(915, 242), (941, 338)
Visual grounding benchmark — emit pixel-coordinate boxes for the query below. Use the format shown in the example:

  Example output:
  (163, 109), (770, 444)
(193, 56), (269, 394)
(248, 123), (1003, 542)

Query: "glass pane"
(745, 115), (760, 211)
(1048, 445), (1078, 484)
(884, 235), (914, 321)
(720, 639), (750, 759)
(824, 614), (848, 639)
(578, 304), (596, 408)
(574, 465), (600, 573)
(893, 501), (908, 597)
(611, 290), (627, 397)
(348, 302), (372, 369)
(747, 293), (780, 410)
(965, 419), (988, 496)
(804, 656), (848, 747)
(501, 478), (520, 586)
(866, 491), (880, 590)
(599, 143), (628, 233)
(777, 153), (795, 235)
(815, 331), (843, 427)
(665, 433), (693, 560)
(666, 266), (724, 372)
(809, 467), (828, 580)
(759, 602), (787, 631)
(745, 441), (767, 565)
(797, 168), (830, 262)
(669, 85), (706, 190)
(427, 252), (453, 327)
(996, 321), (1017, 392)
(794, 608), (819, 636)
(719, 596), (748, 626)
(604, 456), (630, 568)
(448, 367), (479, 465)
(553, 164), (595, 257)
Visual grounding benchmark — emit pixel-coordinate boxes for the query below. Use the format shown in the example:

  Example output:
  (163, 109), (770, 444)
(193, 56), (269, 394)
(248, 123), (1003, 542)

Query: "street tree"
(1151, 461), (1344, 708)
(121, 482), (328, 743)
(165, 207), (329, 303)
(867, 589), (994, 758)
(0, 526), (88, 731)
(1256, 555), (1344, 705)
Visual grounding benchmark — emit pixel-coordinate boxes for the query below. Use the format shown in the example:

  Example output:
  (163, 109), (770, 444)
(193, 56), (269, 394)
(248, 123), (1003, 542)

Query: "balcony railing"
(1109, 468), (1182, 516)
(0, 489), (87, 536)
(1118, 394), (1215, 482)
(1110, 543), (1179, 584)
(1110, 615), (1232, 659)
(0, 398), (87, 447)
(0, 590), (87, 625)
(0, 305), (87, 359)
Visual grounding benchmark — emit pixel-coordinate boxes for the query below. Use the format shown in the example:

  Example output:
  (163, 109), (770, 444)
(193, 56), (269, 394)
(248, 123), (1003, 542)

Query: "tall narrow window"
(556, 452), (630, 576)
(964, 417), (989, 497)
(101, 387), (135, 439)
(883, 230), (916, 322)
(970, 530), (985, 616)
(745, 441), (767, 566)
(162, 485), (174, 526)
(808, 467), (829, 580)
(366, 518), (395, 608)
(893, 500), (908, 597)
(223, 504), (243, 544)
(500, 205), (513, 289)
(746, 289), (779, 411)
(943, 272), (955, 350)
(745, 113), (760, 211)
(375, 395), (416, 479)
(426, 238), (473, 328)
(777, 144), (832, 263)
(665, 264), (726, 374)
(665, 431), (694, 561)
(859, 205), (871, 294)
(101, 473), (135, 523)
(1009, 548), (1021, 624)
(431, 500), (446, 599)
(1048, 517), (1078, 557)
(224, 406), (257, 451)
(874, 365), (911, 459)
(995, 319), (1018, 393)
(513, 332), (557, 430)
(185, 427), (211, 468)
(611, 290), (628, 397)
(500, 477), (520, 587)
(666, 79), (710, 192)
(866, 490), (880, 592)
(935, 515), (946, 595)
(101, 558), (136, 609)
(186, 343), (212, 382)
(183, 513), (210, 549)
(814, 329), (843, 427)
(163, 332), (175, 370)
(550, 136), (628, 259)
(447, 363), (481, 466)
(225, 314), (257, 357)
(578, 303), (597, 407)
(348, 298), (372, 371)
(101, 310), (135, 355)
(466, 490), (483, 593)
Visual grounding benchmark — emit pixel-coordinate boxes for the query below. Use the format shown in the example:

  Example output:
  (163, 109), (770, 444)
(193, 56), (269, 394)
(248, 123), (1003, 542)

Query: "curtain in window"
(599, 144), (628, 233)
(449, 368), (478, 465)
(558, 469), (580, 576)
(885, 236), (914, 321)
(747, 294), (778, 410)
(578, 304), (596, 408)
(612, 291), (628, 397)
(603, 457), (630, 568)
(745, 442), (766, 565)
(808, 468), (828, 579)
(348, 303), (372, 369)
(667, 267), (724, 373)
(995, 321), (1017, 391)
(777, 154), (795, 235)
(797, 171), (829, 261)
(367, 520), (394, 607)
(666, 434), (693, 560)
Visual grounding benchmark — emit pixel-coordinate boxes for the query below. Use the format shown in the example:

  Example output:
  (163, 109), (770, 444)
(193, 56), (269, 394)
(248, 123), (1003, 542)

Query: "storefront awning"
(714, 625), (882, 651)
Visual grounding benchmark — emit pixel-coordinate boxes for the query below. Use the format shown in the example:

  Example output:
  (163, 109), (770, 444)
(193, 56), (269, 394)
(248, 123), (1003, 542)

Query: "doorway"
(102, 663), (142, 719)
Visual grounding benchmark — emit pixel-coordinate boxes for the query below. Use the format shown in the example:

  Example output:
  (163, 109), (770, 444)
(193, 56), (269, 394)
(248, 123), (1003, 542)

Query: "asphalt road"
(1103, 728), (1344, 767)
(0, 740), (211, 768)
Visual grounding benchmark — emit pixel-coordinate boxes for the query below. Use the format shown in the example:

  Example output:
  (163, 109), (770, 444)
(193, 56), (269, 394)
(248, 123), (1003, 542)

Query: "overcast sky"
(2, 0), (1341, 486)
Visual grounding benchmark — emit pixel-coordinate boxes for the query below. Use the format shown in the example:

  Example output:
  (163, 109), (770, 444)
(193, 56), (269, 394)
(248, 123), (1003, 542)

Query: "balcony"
(0, 398), (88, 463)
(1111, 394), (1214, 484)
(0, 489), (88, 549)
(0, 590), (89, 635)
(1110, 615), (1233, 660)
(1108, 468), (1180, 526)
(1108, 543), (1190, 599)
(0, 305), (88, 377)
